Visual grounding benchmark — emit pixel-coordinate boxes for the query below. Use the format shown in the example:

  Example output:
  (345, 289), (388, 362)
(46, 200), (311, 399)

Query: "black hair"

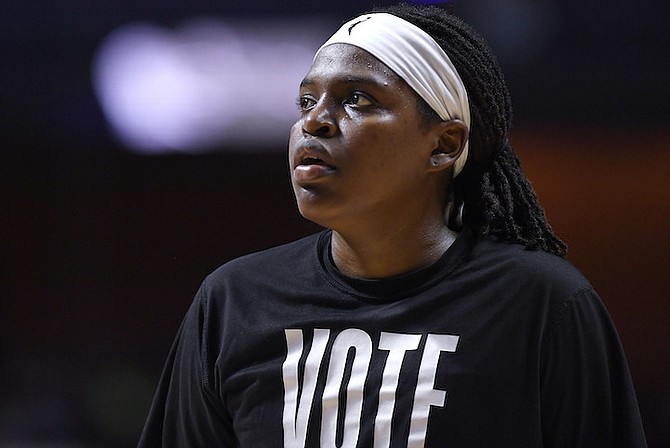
(372, 3), (568, 257)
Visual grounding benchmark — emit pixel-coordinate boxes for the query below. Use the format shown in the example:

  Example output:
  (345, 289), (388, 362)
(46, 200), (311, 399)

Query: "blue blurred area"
(1, 1), (668, 446)
(1, 0), (668, 150)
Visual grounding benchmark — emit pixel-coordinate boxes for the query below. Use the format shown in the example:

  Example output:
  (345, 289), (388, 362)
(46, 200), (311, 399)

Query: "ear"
(427, 119), (469, 173)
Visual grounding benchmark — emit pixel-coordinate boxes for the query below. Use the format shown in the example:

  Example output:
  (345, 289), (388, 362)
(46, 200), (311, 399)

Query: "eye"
(346, 92), (373, 107)
(297, 96), (316, 111)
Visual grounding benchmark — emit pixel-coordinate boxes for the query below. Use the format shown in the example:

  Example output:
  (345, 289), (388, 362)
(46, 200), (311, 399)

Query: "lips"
(292, 144), (336, 183)
(299, 156), (334, 169)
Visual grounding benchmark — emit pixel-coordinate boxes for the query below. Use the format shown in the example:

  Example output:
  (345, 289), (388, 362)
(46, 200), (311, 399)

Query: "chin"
(293, 183), (353, 229)
(294, 198), (335, 230)
(296, 202), (329, 228)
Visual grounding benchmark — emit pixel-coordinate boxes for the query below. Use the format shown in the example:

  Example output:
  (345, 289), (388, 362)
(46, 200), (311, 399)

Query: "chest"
(216, 293), (546, 447)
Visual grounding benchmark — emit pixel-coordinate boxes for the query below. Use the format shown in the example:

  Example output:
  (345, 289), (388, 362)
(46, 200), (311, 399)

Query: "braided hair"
(372, 3), (568, 257)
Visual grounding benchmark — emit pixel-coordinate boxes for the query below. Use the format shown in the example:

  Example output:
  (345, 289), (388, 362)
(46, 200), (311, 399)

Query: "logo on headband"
(348, 16), (372, 35)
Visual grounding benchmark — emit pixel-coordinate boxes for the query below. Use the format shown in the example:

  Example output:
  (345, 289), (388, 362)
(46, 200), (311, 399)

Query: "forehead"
(302, 43), (404, 88)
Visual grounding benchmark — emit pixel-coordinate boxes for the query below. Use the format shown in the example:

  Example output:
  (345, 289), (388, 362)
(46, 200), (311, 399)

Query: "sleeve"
(540, 286), (648, 448)
(137, 283), (236, 447)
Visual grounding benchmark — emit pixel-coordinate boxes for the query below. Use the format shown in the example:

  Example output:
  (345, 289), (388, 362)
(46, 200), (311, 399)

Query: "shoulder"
(201, 232), (324, 290)
(464, 234), (593, 301)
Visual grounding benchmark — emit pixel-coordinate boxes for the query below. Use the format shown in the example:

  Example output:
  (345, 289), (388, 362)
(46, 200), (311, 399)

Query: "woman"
(138, 4), (646, 447)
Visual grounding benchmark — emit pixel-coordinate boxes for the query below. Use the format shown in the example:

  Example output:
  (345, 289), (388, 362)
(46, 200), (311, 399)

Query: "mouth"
(299, 156), (334, 168)
(293, 149), (336, 182)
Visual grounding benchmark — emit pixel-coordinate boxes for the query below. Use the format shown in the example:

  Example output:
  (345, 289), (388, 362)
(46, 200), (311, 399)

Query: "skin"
(288, 44), (468, 279)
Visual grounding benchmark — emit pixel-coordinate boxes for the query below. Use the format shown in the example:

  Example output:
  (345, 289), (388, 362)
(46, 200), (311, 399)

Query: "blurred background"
(1, 0), (668, 446)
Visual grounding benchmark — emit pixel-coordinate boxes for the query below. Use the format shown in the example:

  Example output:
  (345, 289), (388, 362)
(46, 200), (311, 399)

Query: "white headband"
(316, 13), (471, 176)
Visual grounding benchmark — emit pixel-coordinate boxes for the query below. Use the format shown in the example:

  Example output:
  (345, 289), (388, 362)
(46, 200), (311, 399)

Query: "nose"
(302, 99), (337, 138)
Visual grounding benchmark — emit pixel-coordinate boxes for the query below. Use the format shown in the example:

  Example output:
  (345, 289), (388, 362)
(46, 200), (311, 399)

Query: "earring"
(452, 201), (464, 230)
(444, 193), (464, 231)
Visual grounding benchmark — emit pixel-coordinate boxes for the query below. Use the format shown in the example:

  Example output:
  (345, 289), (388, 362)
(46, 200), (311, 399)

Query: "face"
(288, 44), (447, 231)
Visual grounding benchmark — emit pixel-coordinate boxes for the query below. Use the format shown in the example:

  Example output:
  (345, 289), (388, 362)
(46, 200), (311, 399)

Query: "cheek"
(349, 125), (387, 155)
(287, 123), (301, 157)
(288, 121), (301, 142)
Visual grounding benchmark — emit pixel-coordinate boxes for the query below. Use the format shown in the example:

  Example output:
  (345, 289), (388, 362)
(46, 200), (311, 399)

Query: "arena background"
(1, 0), (668, 446)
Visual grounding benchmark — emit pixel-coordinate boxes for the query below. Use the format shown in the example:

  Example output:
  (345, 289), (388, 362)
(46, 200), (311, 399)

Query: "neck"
(330, 220), (458, 279)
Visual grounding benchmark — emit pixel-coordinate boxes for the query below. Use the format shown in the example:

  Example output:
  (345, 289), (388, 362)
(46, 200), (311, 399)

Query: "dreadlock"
(372, 3), (568, 257)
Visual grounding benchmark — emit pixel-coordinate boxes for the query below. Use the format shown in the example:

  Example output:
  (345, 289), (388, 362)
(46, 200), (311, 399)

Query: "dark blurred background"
(1, 0), (668, 446)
